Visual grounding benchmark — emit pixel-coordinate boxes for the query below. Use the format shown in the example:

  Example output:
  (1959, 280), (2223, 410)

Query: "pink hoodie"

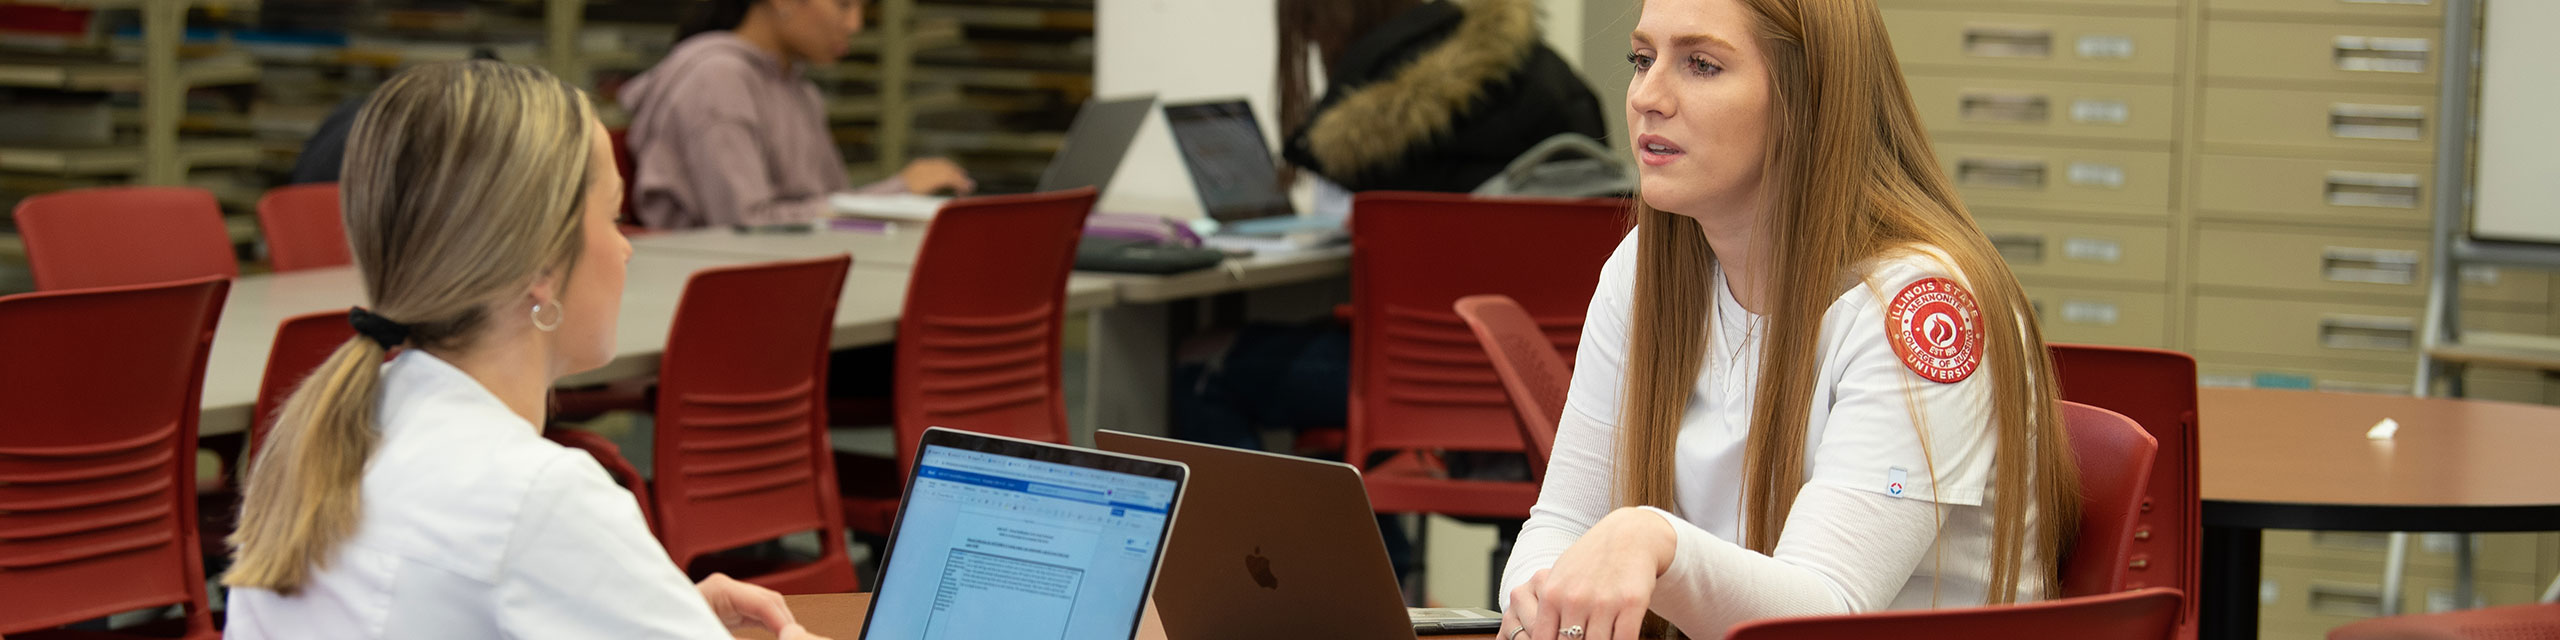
(618, 32), (901, 230)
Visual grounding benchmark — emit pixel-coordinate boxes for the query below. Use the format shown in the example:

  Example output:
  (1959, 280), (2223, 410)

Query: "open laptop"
(1036, 93), (1156, 193)
(832, 94), (1156, 220)
(1160, 99), (1347, 240)
(861, 427), (1189, 640)
(1093, 431), (1504, 639)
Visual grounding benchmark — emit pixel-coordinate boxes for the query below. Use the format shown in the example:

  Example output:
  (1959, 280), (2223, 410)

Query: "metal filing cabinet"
(1879, 0), (2560, 635)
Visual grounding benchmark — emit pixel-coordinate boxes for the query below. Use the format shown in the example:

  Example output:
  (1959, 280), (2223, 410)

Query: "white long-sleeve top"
(1498, 233), (2046, 638)
(225, 351), (734, 639)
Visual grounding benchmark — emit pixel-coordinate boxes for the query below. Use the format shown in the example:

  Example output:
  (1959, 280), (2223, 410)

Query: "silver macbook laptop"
(1037, 94), (1157, 194)
(861, 427), (1189, 640)
(1093, 431), (1502, 639)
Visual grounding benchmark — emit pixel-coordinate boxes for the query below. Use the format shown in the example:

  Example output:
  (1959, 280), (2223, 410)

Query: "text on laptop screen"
(1162, 102), (1295, 223)
(866, 444), (1179, 640)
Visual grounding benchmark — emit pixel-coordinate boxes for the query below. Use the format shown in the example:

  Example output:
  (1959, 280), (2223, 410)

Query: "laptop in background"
(1160, 99), (1347, 240)
(860, 427), (1189, 640)
(1093, 431), (1504, 639)
(833, 94), (1156, 220)
(1037, 94), (1157, 193)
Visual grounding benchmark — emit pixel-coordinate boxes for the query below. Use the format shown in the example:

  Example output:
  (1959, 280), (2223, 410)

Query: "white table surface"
(198, 250), (1117, 435)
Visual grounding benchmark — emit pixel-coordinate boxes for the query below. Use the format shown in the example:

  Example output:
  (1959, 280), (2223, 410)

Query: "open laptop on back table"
(831, 94), (1156, 219)
(1094, 430), (1505, 639)
(859, 427), (1189, 640)
(1160, 99), (1349, 251)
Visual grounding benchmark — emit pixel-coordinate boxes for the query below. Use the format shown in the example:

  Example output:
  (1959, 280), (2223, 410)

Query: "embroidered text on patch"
(1885, 277), (1982, 383)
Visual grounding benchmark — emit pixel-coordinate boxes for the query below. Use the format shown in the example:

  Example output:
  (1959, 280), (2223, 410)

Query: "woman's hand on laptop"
(1501, 508), (1675, 640)
(900, 157), (977, 196)
(697, 573), (826, 639)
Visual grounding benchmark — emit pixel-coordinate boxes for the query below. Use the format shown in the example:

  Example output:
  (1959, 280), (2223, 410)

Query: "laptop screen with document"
(862, 429), (1184, 640)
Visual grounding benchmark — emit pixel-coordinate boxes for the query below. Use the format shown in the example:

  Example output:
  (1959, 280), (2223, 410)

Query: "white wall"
(1094, 0), (1606, 219)
(1093, 0), (1280, 219)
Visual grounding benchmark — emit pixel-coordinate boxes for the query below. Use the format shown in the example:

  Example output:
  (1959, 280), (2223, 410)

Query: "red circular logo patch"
(1885, 277), (1981, 384)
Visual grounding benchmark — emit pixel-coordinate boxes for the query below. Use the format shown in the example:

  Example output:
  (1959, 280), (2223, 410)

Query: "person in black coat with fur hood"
(1277, 0), (1609, 193)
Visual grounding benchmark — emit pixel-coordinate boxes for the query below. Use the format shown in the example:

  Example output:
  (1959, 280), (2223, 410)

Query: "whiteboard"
(2471, 0), (2560, 243)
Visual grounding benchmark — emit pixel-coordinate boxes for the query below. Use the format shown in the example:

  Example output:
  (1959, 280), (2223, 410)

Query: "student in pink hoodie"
(619, 0), (975, 230)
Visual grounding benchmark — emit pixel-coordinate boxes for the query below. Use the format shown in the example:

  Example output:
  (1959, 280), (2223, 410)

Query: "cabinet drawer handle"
(1961, 92), (2049, 123)
(2059, 300), (2120, 327)
(2309, 583), (2386, 618)
(1958, 158), (2046, 189)
(2331, 103), (2426, 141)
(1991, 233), (2045, 265)
(1965, 27), (2053, 59)
(2322, 246), (2420, 285)
(2320, 314), (2416, 351)
(2334, 36), (2430, 73)
(2326, 171), (2422, 208)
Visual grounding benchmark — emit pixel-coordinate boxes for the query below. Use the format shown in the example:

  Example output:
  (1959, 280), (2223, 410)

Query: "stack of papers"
(830, 192), (951, 221)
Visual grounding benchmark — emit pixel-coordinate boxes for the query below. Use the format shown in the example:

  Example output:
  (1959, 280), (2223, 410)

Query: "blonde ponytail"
(223, 338), (387, 594)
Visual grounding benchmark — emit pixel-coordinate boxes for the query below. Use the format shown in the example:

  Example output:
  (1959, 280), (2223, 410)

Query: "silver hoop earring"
(531, 301), (564, 332)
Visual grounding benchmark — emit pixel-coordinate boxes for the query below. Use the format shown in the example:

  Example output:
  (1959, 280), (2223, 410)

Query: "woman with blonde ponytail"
(222, 60), (826, 640)
(1494, 1), (2080, 639)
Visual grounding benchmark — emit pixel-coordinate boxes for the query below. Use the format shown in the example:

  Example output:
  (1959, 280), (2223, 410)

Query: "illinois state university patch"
(1885, 277), (1982, 384)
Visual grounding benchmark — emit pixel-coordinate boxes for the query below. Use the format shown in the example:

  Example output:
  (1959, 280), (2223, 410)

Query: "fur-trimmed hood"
(1299, 0), (1544, 180)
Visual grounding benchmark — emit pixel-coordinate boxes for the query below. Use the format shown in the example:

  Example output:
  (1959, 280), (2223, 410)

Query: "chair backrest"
(2050, 344), (2201, 635)
(250, 310), (359, 459)
(256, 183), (351, 272)
(608, 127), (641, 228)
(2058, 399), (2158, 598)
(1347, 192), (1625, 464)
(14, 186), (239, 291)
(651, 255), (854, 573)
(892, 188), (1095, 471)
(1723, 587), (2184, 640)
(0, 275), (228, 636)
(1451, 294), (1569, 480)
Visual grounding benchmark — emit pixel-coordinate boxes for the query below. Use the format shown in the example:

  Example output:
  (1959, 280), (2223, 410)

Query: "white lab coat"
(225, 351), (732, 639)
(1500, 233), (2047, 636)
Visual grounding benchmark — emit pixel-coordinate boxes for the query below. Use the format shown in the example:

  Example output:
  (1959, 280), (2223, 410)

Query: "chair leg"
(2454, 534), (2476, 609)
(2382, 532), (2411, 616)
(1488, 521), (1521, 609)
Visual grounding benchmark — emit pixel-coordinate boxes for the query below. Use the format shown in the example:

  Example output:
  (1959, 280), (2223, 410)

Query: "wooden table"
(2197, 388), (2560, 640)
(737, 593), (1499, 640)
(196, 249), (1118, 435)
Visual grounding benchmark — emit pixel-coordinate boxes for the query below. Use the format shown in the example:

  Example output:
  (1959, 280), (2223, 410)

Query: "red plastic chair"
(256, 183), (350, 272)
(249, 311), (359, 456)
(2050, 344), (2202, 637)
(649, 255), (858, 595)
(1451, 294), (1567, 481)
(1722, 587), (2185, 640)
(2328, 602), (2560, 639)
(2058, 399), (2159, 597)
(13, 186), (239, 291)
(0, 275), (228, 639)
(607, 127), (646, 233)
(841, 188), (1096, 536)
(1347, 192), (1626, 519)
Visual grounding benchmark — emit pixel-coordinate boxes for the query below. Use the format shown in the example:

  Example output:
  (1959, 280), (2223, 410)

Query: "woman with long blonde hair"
(222, 60), (824, 639)
(1495, 1), (2080, 639)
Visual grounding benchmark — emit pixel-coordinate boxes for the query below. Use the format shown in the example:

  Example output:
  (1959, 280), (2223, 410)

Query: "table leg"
(2202, 526), (2263, 640)
(1088, 302), (1173, 443)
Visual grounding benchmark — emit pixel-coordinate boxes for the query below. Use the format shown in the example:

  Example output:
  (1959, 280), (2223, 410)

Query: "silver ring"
(1507, 627), (1531, 640)
(1561, 625), (1586, 639)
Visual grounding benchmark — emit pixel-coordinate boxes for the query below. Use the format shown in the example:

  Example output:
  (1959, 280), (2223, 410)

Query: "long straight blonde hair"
(224, 60), (597, 595)
(1611, 0), (2079, 605)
